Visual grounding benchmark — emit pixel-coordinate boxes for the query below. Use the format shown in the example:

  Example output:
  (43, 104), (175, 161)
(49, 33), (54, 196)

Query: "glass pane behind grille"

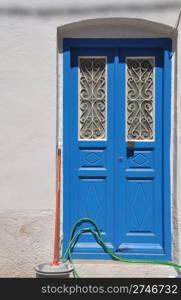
(126, 58), (154, 141)
(79, 57), (106, 140)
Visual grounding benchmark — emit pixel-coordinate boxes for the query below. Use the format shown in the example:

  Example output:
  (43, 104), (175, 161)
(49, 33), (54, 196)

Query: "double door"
(63, 39), (171, 260)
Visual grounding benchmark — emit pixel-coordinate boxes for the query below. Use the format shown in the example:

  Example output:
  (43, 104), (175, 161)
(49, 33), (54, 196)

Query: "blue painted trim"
(62, 43), (72, 253)
(163, 49), (172, 260)
(63, 38), (172, 50)
(71, 253), (171, 260)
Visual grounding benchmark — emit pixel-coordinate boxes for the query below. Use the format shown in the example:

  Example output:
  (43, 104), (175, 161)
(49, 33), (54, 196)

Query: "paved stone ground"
(70, 260), (178, 278)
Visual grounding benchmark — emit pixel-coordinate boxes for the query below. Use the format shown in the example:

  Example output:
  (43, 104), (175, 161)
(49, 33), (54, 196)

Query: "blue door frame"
(63, 38), (172, 260)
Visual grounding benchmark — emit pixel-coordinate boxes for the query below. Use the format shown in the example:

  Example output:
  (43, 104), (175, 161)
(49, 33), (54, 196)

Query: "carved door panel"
(115, 49), (165, 256)
(63, 48), (115, 258)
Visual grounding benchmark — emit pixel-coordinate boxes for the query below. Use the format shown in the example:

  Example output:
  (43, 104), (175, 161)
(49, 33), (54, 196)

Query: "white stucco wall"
(0, 0), (181, 277)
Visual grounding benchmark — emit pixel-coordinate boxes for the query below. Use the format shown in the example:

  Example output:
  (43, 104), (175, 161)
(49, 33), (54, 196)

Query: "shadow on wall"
(0, 2), (180, 18)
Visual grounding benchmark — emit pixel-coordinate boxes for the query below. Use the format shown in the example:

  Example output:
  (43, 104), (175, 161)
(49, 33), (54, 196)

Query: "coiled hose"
(62, 218), (181, 278)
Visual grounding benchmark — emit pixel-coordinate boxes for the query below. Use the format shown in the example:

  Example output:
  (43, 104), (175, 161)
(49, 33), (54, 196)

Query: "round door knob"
(118, 156), (123, 161)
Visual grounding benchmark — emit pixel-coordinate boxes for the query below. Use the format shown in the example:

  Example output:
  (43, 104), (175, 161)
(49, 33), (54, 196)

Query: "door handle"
(118, 156), (124, 161)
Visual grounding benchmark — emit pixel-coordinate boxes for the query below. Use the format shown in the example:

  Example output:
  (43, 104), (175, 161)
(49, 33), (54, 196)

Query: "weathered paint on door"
(63, 39), (171, 260)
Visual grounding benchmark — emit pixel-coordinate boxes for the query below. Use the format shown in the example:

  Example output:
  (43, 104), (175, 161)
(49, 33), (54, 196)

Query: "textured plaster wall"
(0, 0), (181, 277)
(0, 210), (54, 277)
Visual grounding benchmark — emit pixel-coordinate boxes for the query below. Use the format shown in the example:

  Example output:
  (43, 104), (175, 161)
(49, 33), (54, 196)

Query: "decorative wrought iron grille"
(126, 58), (154, 141)
(79, 57), (106, 140)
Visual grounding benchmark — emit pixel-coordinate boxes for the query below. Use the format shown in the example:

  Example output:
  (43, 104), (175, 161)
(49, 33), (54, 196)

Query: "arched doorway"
(58, 18), (173, 260)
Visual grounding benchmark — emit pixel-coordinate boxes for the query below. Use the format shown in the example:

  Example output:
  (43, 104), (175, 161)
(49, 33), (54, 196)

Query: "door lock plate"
(127, 141), (135, 148)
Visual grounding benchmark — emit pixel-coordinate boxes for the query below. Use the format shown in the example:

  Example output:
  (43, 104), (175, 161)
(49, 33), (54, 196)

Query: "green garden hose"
(62, 218), (181, 278)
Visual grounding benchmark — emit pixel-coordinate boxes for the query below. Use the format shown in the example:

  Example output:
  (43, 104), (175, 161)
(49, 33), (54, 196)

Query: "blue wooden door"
(63, 39), (171, 260)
